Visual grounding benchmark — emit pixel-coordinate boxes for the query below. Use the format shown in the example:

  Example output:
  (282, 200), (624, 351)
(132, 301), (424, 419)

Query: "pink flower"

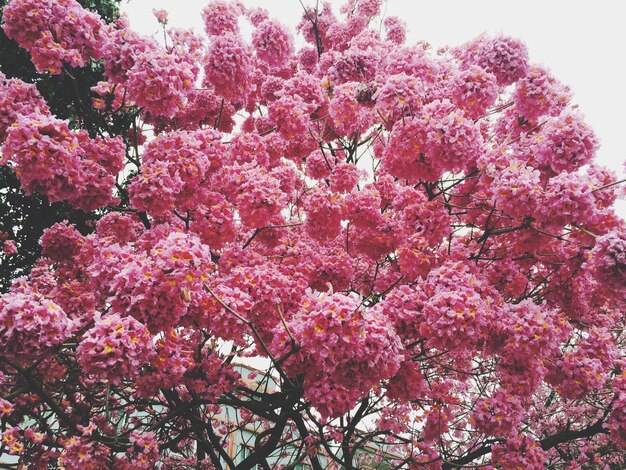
(152, 8), (168, 25)
(2, 240), (17, 256)
(0, 73), (49, 142)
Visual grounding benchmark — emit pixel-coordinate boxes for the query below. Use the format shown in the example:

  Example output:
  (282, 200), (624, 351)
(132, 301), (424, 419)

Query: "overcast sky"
(121, 0), (626, 214)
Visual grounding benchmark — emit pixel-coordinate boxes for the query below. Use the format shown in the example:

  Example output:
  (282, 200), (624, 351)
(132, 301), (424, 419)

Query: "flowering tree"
(1, 0), (625, 468)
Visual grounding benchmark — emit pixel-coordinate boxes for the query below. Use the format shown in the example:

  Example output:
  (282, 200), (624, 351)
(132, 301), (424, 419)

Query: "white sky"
(121, 0), (626, 214)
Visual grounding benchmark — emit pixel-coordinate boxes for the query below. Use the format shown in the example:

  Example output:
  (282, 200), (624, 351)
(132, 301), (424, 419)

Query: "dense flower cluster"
(274, 292), (403, 418)
(449, 65), (499, 119)
(0, 287), (73, 363)
(471, 388), (524, 436)
(106, 231), (215, 332)
(588, 232), (626, 291)
(204, 33), (253, 101)
(252, 18), (294, 68)
(491, 435), (547, 469)
(373, 73), (426, 125)
(383, 99), (483, 181)
(77, 313), (154, 384)
(456, 34), (529, 86)
(125, 48), (197, 118)
(2, 112), (124, 210)
(2, 0), (106, 73)
(0, 73), (49, 141)
(128, 129), (223, 216)
(513, 65), (572, 121)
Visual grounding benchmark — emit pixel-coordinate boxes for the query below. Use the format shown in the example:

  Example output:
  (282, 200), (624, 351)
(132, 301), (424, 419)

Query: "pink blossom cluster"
(393, 186), (451, 246)
(472, 389), (524, 437)
(329, 162), (361, 193)
(383, 100), (483, 182)
(546, 351), (605, 399)
(396, 234), (435, 283)
(77, 313), (154, 385)
(235, 171), (287, 228)
(0, 73), (49, 141)
(151, 88), (237, 134)
(274, 292), (403, 418)
(0, 288), (74, 363)
(1, 0), (106, 74)
(456, 34), (529, 86)
(134, 329), (194, 395)
(487, 159), (542, 218)
(587, 231), (626, 291)
(252, 18), (294, 68)
(193, 279), (254, 343)
(269, 94), (314, 139)
(607, 370), (626, 447)
(492, 300), (571, 393)
(535, 171), (598, 229)
(200, 257), (308, 343)
(120, 432), (160, 469)
(496, 300), (570, 362)
(202, 0), (243, 37)
(1, 231), (17, 257)
(329, 82), (375, 137)
(385, 360), (426, 402)
(128, 129), (223, 217)
(303, 187), (343, 241)
(384, 45), (440, 85)
(2, 239), (17, 256)
(353, 0), (384, 18)
(373, 73), (426, 126)
(2, 112), (124, 211)
(383, 17), (406, 45)
(101, 19), (197, 117)
(204, 33), (253, 101)
(90, 81), (127, 112)
(449, 65), (499, 119)
(491, 435), (547, 469)
(415, 259), (495, 350)
(306, 242), (356, 293)
(326, 45), (379, 85)
(101, 22), (159, 84)
(296, 2), (336, 53)
(106, 231), (214, 332)
(58, 436), (110, 469)
(189, 192), (237, 249)
(529, 110), (598, 174)
(125, 49), (198, 118)
(40, 221), (84, 263)
(514, 66), (572, 121)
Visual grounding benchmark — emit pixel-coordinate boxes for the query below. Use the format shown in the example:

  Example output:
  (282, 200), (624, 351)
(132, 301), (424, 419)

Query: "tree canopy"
(0, 0), (625, 468)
